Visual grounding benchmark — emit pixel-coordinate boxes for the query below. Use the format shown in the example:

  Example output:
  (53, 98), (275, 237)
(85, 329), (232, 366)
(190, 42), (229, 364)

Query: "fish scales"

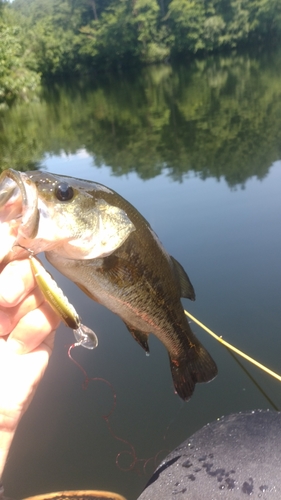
(0, 169), (217, 401)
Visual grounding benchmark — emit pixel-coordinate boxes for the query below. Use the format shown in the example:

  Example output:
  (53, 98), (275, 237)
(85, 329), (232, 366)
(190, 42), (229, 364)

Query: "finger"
(0, 259), (37, 307)
(0, 287), (44, 337)
(0, 221), (17, 264)
(0, 330), (56, 428)
(6, 302), (61, 354)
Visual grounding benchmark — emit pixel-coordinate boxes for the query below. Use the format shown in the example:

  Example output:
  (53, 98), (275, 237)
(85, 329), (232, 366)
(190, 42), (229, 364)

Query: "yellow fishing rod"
(184, 309), (281, 383)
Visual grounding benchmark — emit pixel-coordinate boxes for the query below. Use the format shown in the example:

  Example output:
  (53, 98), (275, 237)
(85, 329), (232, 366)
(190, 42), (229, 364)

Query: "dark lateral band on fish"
(0, 169), (217, 400)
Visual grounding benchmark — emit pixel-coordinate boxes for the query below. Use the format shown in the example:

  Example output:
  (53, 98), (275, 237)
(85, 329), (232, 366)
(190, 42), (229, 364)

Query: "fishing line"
(67, 343), (137, 470)
(226, 348), (279, 411)
(184, 309), (281, 383)
(68, 343), (169, 475)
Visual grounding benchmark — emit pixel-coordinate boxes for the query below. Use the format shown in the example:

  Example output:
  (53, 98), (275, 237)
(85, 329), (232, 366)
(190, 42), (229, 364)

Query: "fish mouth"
(0, 169), (39, 261)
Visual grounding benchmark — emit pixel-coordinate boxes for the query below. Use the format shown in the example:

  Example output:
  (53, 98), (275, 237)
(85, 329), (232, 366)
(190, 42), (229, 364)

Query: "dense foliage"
(1, 50), (281, 186)
(0, 0), (280, 103)
(0, 2), (40, 105)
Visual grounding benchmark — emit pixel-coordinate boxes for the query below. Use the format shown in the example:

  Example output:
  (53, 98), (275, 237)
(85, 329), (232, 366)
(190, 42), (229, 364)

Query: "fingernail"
(6, 338), (25, 354)
(0, 310), (12, 335)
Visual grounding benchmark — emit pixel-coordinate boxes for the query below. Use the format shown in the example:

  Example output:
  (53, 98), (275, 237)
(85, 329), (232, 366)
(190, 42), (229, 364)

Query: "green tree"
(168, 0), (207, 53)
(248, 0), (281, 40)
(0, 5), (40, 105)
(78, 0), (138, 68)
(133, 0), (170, 63)
(3, 0), (281, 90)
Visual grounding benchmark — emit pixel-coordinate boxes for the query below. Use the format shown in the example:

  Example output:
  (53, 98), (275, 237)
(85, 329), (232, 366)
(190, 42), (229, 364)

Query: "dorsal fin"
(170, 256), (196, 301)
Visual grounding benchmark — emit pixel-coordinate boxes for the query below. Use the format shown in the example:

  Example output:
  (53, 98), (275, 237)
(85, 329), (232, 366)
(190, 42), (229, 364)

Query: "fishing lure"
(29, 254), (98, 350)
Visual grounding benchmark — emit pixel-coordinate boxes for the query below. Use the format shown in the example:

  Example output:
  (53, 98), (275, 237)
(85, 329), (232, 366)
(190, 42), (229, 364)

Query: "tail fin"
(169, 346), (217, 401)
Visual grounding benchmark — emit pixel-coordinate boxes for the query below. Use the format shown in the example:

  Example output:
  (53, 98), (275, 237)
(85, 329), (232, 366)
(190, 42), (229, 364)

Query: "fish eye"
(55, 182), (74, 202)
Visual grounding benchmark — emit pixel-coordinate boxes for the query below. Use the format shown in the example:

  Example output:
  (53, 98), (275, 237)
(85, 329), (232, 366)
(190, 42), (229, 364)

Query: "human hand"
(0, 258), (61, 476)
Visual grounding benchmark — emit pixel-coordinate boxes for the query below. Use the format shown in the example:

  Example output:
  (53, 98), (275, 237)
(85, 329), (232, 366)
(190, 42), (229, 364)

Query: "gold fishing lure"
(29, 254), (98, 349)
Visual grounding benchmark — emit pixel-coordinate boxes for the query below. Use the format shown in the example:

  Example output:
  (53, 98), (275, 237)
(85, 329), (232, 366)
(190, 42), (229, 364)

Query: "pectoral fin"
(74, 282), (99, 302)
(125, 323), (150, 353)
(170, 256), (196, 301)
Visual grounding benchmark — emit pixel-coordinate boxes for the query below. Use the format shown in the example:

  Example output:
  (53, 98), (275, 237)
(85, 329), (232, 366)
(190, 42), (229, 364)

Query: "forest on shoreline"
(0, 0), (281, 105)
(1, 50), (281, 185)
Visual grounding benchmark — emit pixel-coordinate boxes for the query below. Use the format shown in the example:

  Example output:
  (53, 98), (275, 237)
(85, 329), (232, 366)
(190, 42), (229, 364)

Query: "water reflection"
(3, 158), (281, 500)
(1, 49), (281, 185)
(1, 49), (281, 500)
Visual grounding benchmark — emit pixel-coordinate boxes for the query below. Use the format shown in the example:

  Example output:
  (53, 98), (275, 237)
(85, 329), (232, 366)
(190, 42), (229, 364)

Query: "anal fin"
(125, 323), (150, 353)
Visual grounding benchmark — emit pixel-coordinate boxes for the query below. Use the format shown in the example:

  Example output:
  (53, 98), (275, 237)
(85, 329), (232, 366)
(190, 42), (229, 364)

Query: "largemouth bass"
(0, 169), (217, 401)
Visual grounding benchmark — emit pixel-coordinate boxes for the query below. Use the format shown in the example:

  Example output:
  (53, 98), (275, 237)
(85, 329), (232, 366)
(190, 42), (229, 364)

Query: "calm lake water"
(1, 49), (281, 500)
